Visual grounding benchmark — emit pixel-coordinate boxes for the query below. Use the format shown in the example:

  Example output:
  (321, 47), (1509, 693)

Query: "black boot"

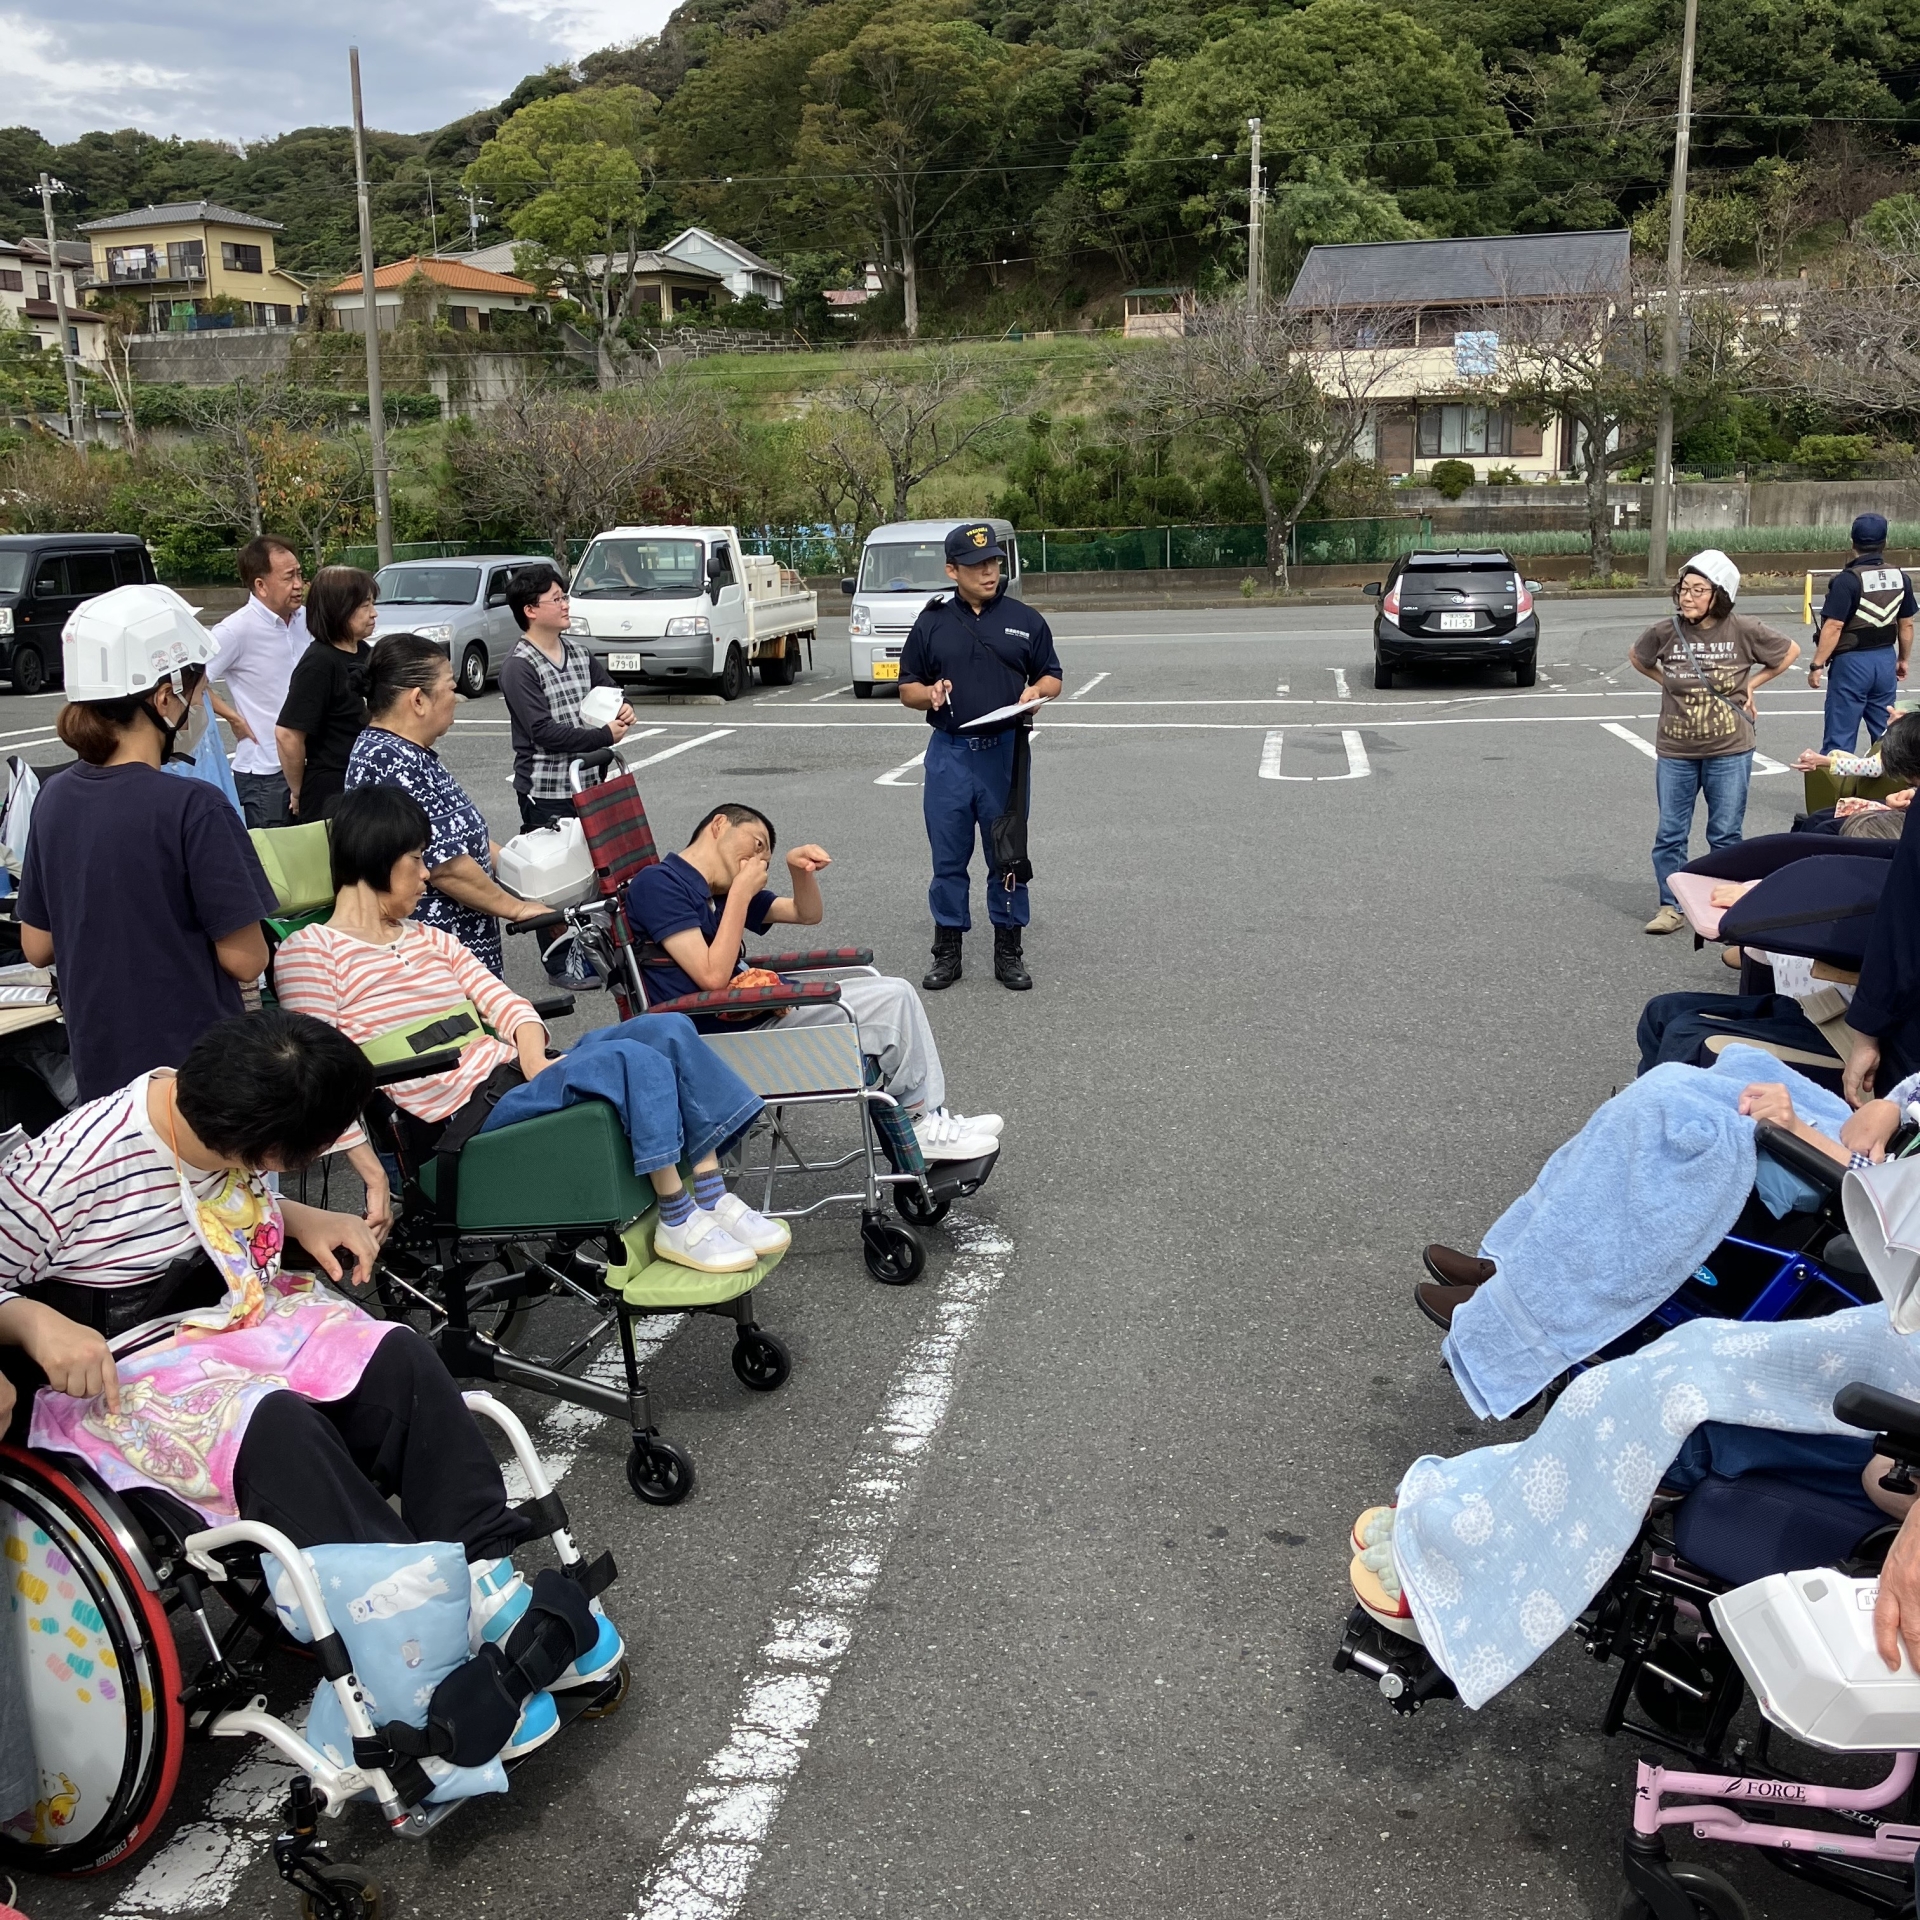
(993, 926), (1032, 991)
(923, 925), (963, 992)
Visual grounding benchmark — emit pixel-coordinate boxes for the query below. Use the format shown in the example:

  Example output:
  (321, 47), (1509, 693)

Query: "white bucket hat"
(1679, 549), (1741, 605)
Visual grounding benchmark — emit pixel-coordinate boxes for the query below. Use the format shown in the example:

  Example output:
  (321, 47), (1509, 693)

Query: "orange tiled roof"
(329, 255), (541, 297)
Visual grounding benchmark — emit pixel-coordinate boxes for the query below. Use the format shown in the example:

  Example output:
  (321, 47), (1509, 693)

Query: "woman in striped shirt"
(275, 786), (790, 1276)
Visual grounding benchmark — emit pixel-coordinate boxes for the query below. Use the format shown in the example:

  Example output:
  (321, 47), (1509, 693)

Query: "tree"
(446, 385), (711, 562)
(797, 2), (1048, 335)
(146, 381), (345, 545)
(1763, 213), (1920, 420)
(465, 88), (662, 388)
(1126, 296), (1418, 584)
(805, 353), (1025, 532)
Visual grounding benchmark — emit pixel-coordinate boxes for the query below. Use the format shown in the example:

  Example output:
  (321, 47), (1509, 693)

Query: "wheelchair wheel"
(298, 1860), (383, 1920)
(862, 1218), (925, 1286)
(0, 1447), (186, 1876)
(1616, 1865), (1752, 1920)
(731, 1329), (791, 1393)
(626, 1435), (695, 1506)
(894, 1184), (950, 1227)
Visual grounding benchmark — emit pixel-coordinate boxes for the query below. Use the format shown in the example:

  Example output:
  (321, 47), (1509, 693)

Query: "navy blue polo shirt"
(898, 588), (1062, 736)
(1819, 553), (1917, 632)
(626, 852), (775, 1027)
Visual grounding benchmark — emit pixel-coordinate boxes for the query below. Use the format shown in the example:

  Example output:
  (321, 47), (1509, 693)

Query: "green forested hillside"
(2, 0), (1916, 317)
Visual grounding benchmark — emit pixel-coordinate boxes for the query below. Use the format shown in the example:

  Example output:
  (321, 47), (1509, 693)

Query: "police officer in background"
(899, 523), (1063, 993)
(1807, 512), (1916, 753)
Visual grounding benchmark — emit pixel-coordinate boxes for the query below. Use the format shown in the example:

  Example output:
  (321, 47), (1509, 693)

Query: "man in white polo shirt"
(207, 535), (309, 828)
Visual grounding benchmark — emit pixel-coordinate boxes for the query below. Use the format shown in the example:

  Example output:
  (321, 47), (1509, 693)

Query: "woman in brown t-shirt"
(1627, 550), (1800, 934)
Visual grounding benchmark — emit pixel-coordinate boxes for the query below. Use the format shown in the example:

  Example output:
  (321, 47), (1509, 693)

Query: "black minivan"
(0, 534), (158, 694)
(1364, 548), (1542, 689)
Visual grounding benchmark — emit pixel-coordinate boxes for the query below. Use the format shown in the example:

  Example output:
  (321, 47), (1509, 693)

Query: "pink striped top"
(273, 921), (541, 1146)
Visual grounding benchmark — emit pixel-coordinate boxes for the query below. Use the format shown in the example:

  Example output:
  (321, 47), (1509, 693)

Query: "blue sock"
(659, 1186), (695, 1227)
(693, 1169), (727, 1210)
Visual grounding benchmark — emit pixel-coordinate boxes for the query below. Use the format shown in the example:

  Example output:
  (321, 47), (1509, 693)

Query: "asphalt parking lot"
(15, 590), (1867, 1920)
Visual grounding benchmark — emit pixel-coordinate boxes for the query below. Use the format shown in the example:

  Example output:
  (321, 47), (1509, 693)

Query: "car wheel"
(458, 645), (488, 698)
(1514, 653), (1537, 688)
(757, 650), (799, 687)
(719, 644), (749, 702)
(10, 645), (45, 696)
(852, 681), (876, 699)
(1373, 659), (1394, 690)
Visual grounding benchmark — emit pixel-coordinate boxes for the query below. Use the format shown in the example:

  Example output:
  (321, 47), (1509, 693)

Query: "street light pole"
(36, 173), (84, 448)
(1645, 0), (1699, 588)
(349, 47), (394, 569)
(1246, 118), (1264, 314)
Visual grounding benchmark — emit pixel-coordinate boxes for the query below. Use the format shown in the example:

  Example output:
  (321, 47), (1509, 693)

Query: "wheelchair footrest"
(608, 1220), (785, 1309)
(924, 1146), (1000, 1202)
(1331, 1604), (1457, 1714)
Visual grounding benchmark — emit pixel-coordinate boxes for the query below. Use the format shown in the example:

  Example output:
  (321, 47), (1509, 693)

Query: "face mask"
(178, 691), (212, 755)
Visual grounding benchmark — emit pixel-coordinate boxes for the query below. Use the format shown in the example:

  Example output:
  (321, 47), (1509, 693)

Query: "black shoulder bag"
(990, 720), (1034, 896)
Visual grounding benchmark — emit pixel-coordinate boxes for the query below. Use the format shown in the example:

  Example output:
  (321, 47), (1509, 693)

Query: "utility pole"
(458, 188), (491, 255)
(425, 170), (440, 257)
(1246, 118), (1264, 314)
(349, 47), (394, 569)
(36, 174), (84, 448)
(1645, 0), (1699, 588)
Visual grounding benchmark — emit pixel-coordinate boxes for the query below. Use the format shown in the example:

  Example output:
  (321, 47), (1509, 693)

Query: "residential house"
(661, 228), (786, 307)
(78, 202), (308, 331)
(0, 237), (107, 364)
(1284, 230), (1633, 480)
(325, 256), (548, 332)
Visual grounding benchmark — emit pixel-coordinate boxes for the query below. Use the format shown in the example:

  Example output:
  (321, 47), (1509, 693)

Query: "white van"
(840, 518), (1023, 698)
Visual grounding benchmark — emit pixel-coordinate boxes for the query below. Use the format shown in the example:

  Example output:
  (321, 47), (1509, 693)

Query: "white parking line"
(1258, 730), (1371, 782)
(632, 1216), (1011, 1920)
(623, 730), (735, 769)
(1330, 668), (1350, 699)
(1601, 721), (1657, 758)
(810, 685), (854, 702)
(1068, 672), (1109, 700)
(874, 750), (927, 788)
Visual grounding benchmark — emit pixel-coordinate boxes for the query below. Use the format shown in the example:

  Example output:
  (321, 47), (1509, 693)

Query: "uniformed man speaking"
(1807, 512), (1916, 752)
(899, 523), (1063, 992)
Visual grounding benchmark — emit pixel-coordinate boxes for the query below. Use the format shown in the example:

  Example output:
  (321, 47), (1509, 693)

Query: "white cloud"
(483, 0), (674, 58)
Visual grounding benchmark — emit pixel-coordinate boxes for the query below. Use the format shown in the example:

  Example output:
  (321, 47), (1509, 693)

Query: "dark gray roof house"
(78, 201), (282, 234)
(1286, 230), (1631, 309)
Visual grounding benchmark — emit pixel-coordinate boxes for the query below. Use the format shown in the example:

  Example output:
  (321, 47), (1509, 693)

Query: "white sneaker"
(934, 1106), (1002, 1139)
(709, 1190), (792, 1258)
(653, 1208), (757, 1273)
(913, 1111), (998, 1162)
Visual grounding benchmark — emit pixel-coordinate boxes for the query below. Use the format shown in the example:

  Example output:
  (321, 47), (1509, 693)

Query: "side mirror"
(839, 576), (857, 596)
(1362, 581), (1383, 597)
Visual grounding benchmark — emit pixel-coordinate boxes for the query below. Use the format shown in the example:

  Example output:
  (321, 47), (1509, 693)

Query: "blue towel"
(1441, 1048), (1852, 1420)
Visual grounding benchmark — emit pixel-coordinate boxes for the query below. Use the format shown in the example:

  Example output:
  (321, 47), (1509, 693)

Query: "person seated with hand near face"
(626, 802), (1005, 1168)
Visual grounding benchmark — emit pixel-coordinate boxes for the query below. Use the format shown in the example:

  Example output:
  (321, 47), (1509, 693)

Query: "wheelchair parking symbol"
(1259, 730), (1372, 782)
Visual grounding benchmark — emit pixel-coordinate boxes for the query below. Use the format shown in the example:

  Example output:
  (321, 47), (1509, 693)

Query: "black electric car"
(1364, 549), (1541, 689)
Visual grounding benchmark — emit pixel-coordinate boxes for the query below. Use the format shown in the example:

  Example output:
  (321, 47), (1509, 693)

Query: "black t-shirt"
(16, 763), (277, 1102)
(278, 640), (372, 778)
(899, 588), (1062, 736)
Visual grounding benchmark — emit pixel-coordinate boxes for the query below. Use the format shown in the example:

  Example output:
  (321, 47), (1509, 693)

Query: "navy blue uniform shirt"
(899, 587), (1062, 736)
(1818, 553), (1917, 631)
(626, 851), (776, 1029)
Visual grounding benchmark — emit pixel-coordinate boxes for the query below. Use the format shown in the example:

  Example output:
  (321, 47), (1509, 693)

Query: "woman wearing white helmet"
(1628, 550), (1801, 935)
(16, 583), (278, 1102)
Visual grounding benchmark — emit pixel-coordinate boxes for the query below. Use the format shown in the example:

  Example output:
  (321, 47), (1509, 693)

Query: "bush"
(1428, 458), (1476, 500)
(1484, 466), (1522, 486)
(1792, 433), (1877, 480)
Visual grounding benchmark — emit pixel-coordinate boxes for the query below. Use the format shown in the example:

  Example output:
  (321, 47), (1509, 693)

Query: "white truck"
(565, 525), (818, 701)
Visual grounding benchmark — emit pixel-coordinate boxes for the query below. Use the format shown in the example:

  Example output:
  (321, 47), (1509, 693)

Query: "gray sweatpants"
(777, 973), (945, 1114)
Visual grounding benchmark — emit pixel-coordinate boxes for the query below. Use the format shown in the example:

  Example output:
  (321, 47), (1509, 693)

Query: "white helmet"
(1680, 549), (1741, 605)
(62, 584), (214, 703)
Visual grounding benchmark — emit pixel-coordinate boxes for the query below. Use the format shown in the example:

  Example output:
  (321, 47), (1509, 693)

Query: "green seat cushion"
(420, 1100), (659, 1231)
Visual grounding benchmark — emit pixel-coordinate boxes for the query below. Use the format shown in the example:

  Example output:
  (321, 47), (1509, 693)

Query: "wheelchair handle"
(1835, 1382), (1920, 1461)
(507, 909), (569, 937)
(1753, 1119), (1846, 1196)
(366, 1048), (468, 1087)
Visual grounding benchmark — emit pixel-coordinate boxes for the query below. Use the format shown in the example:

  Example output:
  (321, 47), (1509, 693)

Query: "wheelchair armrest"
(647, 980), (843, 1018)
(744, 946), (875, 971)
(367, 1047), (468, 1087)
(1753, 1118), (1847, 1195)
(1835, 1383), (1920, 1463)
(528, 990), (575, 1021)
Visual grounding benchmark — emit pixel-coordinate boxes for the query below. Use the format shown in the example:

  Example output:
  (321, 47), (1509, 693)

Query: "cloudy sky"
(6, 0), (676, 144)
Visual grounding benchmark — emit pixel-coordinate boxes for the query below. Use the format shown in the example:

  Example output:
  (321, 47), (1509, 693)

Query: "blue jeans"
(1822, 646), (1898, 754)
(923, 728), (1028, 931)
(479, 1012), (762, 1175)
(1653, 752), (1751, 906)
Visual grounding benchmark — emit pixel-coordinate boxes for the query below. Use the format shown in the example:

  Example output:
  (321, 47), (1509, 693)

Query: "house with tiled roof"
(78, 201), (308, 332)
(0, 237), (107, 364)
(324, 256), (550, 333)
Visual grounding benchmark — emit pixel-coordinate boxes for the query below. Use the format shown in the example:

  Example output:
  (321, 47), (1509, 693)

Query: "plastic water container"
(1714, 1569), (1920, 1751)
(497, 819), (596, 909)
(578, 685), (624, 728)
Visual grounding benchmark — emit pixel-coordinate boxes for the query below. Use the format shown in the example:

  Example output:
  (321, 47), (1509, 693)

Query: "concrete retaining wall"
(128, 328), (298, 386)
(1396, 480), (1920, 533)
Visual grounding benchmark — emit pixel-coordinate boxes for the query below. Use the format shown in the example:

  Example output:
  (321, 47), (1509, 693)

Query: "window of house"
(167, 241), (206, 281)
(1416, 404), (1514, 458)
(447, 305), (471, 332)
(35, 274), (50, 301)
(475, 307), (491, 333)
(0, 270), (20, 293)
(106, 246), (157, 282)
(220, 242), (263, 274)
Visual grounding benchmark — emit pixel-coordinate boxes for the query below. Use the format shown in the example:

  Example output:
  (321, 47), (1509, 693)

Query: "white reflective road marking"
(625, 730), (736, 769)
(1602, 721), (1657, 758)
(1752, 751), (1791, 777)
(1330, 667), (1350, 699)
(1259, 730), (1371, 781)
(1068, 672), (1109, 700)
(874, 750), (927, 787)
(630, 1215), (1012, 1920)
(810, 685), (854, 702)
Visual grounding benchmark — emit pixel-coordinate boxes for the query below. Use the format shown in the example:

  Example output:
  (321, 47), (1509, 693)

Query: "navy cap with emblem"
(945, 523), (1007, 565)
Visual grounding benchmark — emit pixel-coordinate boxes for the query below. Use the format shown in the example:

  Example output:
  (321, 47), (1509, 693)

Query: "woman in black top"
(277, 566), (376, 819)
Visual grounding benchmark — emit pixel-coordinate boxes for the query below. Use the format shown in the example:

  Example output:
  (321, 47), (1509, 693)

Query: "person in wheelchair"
(0, 1010), (619, 1767)
(1415, 1045), (1920, 1418)
(627, 801), (1004, 1165)
(273, 785), (790, 1276)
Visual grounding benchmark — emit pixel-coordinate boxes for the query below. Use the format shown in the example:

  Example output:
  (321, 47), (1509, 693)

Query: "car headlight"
(0, 608), (12, 636)
(565, 620), (592, 639)
(412, 622), (454, 648)
(848, 604), (873, 637)
(664, 615), (711, 638)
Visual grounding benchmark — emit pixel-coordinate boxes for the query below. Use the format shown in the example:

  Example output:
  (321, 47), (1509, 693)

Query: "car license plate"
(1438, 612), (1477, 631)
(871, 660), (900, 680)
(607, 652), (646, 671)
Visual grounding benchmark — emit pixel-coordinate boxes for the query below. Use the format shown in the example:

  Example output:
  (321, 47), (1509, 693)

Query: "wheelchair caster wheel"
(626, 1435), (695, 1506)
(862, 1217), (925, 1286)
(580, 1656), (632, 1720)
(1615, 1865), (1752, 1920)
(732, 1328), (791, 1392)
(298, 1862), (382, 1920)
(894, 1184), (950, 1227)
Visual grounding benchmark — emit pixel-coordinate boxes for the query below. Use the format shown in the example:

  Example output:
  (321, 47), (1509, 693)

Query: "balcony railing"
(106, 264), (206, 286)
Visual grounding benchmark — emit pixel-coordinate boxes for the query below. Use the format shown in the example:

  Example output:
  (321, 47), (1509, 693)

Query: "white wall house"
(661, 228), (786, 307)
(0, 238), (107, 365)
